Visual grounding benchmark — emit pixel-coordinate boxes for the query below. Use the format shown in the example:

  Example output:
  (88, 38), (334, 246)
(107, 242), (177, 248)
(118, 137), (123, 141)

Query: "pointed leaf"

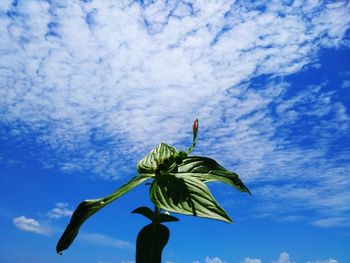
(132, 206), (179, 223)
(56, 174), (153, 254)
(177, 156), (251, 194)
(132, 206), (155, 221)
(150, 174), (232, 223)
(137, 143), (177, 173)
(157, 213), (179, 223)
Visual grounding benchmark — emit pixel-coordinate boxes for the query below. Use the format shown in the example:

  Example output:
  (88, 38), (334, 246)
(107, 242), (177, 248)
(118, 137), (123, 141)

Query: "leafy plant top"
(56, 119), (251, 255)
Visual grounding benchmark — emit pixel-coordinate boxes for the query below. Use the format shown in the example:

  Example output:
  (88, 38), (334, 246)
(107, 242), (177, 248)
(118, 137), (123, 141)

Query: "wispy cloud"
(80, 232), (132, 250)
(46, 202), (73, 219)
(13, 216), (51, 236)
(205, 256), (227, 263)
(198, 252), (337, 263)
(272, 252), (293, 263)
(242, 252), (338, 263)
(1, 1), (349, 227)
(306, 260), (338, 263)
(252, 178), (350, 227)
(210, 80), (350, 226)
(1, 0), (349, 174)
(242, 258), (262, 263)
(342, 80), (350, 88)
(312, 217), (350, 228)
(242, 252), (295, 263)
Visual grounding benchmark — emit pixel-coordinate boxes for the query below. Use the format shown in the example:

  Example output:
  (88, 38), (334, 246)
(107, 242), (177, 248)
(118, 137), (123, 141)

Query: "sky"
(0, 0), (350, 262)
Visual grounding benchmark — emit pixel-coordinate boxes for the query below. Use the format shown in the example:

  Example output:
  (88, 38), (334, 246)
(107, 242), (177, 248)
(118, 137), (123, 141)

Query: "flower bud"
(192, 118), (198, 134)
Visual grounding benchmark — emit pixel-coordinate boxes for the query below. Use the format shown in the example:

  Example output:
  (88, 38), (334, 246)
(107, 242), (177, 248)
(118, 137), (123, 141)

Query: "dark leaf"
(136, 223), (169, 263)
(56, 174), (153, 254)
(132, 206), (155, 221)
(132, 206), (179, 223)
(157, 213), (179, 223)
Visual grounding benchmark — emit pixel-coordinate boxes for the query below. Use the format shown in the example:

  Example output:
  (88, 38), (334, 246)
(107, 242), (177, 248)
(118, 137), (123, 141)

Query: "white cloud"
(46, 202), (73, 219)
(342, 80), (350, 88)
(0, 1), (350, 226)
(306, 260), (338, 263)
(242, 253), (337, 263)
(272, 252), (293, 263)
(242, 258), (262, 263)
(80, 233), (132, 249)
(205, 256), (227, 263)
(13, 216), (51, 236)
(1, 0), (348, 172)
(312, 217), (350, 228)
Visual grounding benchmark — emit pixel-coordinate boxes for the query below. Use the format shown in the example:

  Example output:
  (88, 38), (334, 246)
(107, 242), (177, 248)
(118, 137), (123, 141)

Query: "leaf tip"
(56, 246), (63, 256)
(244, 187), (252, 196)
(225, 215), (233, 224)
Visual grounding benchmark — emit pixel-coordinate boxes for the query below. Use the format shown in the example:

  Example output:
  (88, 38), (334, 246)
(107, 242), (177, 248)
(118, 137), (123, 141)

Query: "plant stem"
(153, 205), (160, 220)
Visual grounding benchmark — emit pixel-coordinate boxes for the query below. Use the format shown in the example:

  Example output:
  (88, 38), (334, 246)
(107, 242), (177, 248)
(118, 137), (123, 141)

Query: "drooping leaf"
(132, 206), (179, 223)
(177, 156), (251, 195)
(56, 174), (153, 254)
(157, 213), (179, 223)
(137, 143), (177, 173)
(132, 206), (155, 221)
(136, 223), (169, 263)
(150, 174), (232, 223)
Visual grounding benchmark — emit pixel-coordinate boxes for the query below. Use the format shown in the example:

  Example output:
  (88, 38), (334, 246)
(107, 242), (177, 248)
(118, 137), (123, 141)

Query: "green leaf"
(150, 174), (232, 223)
(177, 156), (251, 195)
(137, 143), (178, 173)
(136, 143), (177, 173)
(56, 174), (153, 254)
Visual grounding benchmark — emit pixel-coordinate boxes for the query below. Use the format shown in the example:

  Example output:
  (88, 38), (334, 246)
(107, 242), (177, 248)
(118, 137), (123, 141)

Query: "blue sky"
(0, 0), (350, 262)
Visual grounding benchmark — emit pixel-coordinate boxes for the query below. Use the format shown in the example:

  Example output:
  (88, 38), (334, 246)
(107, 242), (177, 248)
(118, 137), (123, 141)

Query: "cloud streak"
(242, 252), (338, 263)
(80, 232), (132, 250)
(13, 215), (51, 236)
(306, 260), (338, 263)
(205, 256), (227, 263)
(241, 252), (338, 263)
